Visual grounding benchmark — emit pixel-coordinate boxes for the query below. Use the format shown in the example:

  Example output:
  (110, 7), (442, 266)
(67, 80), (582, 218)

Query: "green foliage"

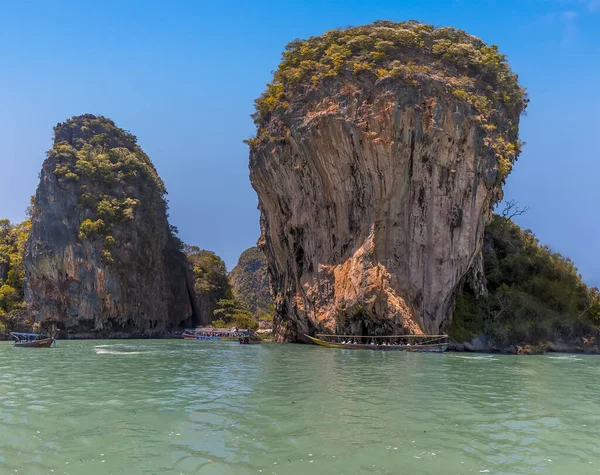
(185, 245), (232, 296)
(259, 314), (274, 322)
(214, 299), (251, 323)
(47, 116), (165, 227)
(80, 191), (97, 208)
(101, 249), (114, 265)
(168, 225), (184, 251)
(0, 284), (18, 312)
(90, 133), (109, 148)
(212, 319), (229, 329)
(451, 215), (600, 346)
(233, 314), (259, 331)
(97, 197), (120, 220)
(183, 245), (234, 323)
(229, 246), (275, 320)
(91, 196), (139, 226)
(40, 115), (171, 268)
(53, 164), (72, 177)
(250, 20), (528, 183)
(0, 219), (30, 318)
(78, 219), (105, 240)
(447, 292), (482, 342)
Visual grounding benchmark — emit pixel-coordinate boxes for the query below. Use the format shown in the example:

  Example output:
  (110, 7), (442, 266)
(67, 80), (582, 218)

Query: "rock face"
(229, 247), (274, 319)
(249, 21), (527, 341)
(24, 115), (199, 337)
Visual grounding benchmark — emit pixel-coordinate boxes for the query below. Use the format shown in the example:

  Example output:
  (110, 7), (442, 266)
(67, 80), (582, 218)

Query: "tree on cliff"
(183, 245), (233, 325)
(451, 214), (600, 346)
(229, 246), (275, 321)
(213, 298), (258, 330)
(0, 219), (31, 331)
(0, 220), (30, 313)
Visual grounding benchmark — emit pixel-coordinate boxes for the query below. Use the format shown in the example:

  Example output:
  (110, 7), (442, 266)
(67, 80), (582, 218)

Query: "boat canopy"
(184, 328), (250, 334)
(10, 332), (48, 337)
(10, 332), (50, 339)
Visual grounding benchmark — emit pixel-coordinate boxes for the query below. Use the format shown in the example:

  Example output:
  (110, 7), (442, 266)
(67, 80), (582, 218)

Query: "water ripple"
(1, 341), (600, 474)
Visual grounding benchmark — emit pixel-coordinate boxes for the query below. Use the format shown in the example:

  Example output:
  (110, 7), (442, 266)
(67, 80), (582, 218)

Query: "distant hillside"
(184, 245), (233, 326)
(229, 247), (274, 319)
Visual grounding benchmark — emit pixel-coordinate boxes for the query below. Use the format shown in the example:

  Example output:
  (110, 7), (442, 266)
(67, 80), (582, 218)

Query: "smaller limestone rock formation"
(24, 115), (199, 337)
(229, 246), (275, 319)
(184, 245), (232, 326)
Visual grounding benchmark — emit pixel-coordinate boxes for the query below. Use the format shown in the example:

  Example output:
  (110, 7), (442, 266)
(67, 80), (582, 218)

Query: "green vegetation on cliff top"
(451, 214), (600, 347)
(46, 115), (172, 264)
(251, 20), (528, 182)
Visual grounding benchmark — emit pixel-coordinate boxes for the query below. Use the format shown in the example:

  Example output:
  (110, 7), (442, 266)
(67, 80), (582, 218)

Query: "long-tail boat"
(239, 334), (262, 345)
(183, 328), (249, 341)
(10, 332), (55, 348)
(305, 334), (449, 353)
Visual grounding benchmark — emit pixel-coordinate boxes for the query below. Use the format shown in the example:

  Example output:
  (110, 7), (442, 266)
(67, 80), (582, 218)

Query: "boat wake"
(451, 355), (498, 360)
(94, 347), (144, 355)
(547, 355), (583, 361)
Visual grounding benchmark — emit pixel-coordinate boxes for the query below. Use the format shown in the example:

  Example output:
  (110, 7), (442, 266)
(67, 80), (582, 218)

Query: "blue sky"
(1, 0), (599, 284)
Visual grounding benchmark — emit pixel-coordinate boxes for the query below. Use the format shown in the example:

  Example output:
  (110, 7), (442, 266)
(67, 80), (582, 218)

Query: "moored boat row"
(6, 329), (444, 352)
(305, 334), (449, 353)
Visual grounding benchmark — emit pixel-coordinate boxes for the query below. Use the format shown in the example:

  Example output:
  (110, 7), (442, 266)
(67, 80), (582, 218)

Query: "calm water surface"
(1, 340), (599, 474)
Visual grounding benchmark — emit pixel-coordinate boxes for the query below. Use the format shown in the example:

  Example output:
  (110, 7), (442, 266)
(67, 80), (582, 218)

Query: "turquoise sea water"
(1, 340), (600, 474)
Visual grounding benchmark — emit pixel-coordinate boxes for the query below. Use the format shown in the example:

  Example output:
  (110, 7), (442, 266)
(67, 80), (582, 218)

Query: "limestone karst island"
(2, 11), (600, 474)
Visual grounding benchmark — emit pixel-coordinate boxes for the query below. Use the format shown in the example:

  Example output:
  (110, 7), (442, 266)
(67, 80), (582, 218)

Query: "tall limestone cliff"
(24, 115), (199, 337)
(249, 21), (528, 341)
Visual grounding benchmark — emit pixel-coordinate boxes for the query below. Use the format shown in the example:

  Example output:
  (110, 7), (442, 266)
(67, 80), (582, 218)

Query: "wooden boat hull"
(14, 338), (54, 348)
(239, 338), (261, 345)
(306, 335), (448, 353)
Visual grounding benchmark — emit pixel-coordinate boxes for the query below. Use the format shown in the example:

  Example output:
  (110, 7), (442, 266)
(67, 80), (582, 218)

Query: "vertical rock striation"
(24, 115), (199, 337)
(248, 21), (527, 341)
